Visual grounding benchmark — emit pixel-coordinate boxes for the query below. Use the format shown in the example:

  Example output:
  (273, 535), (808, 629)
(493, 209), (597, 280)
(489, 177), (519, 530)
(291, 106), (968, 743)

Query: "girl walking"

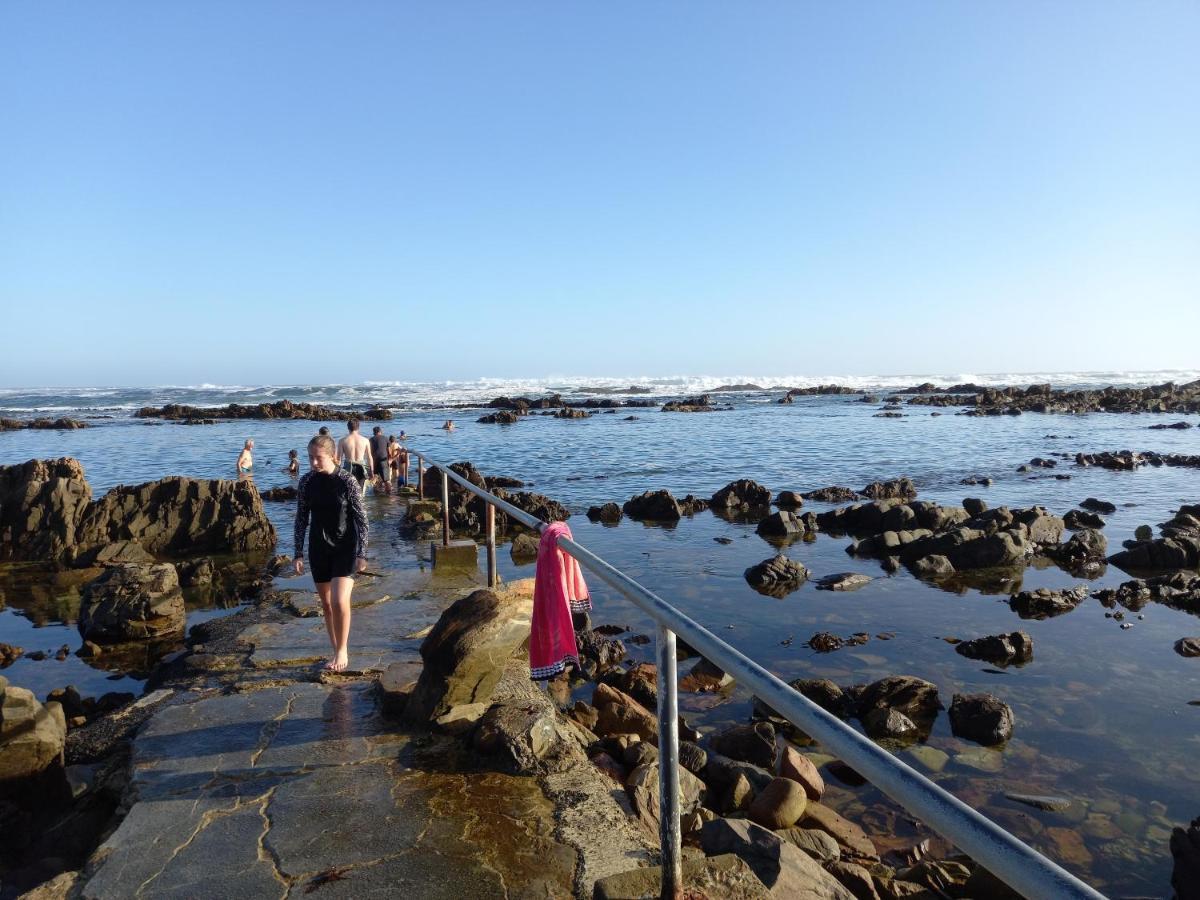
(293, 434), (368, 672)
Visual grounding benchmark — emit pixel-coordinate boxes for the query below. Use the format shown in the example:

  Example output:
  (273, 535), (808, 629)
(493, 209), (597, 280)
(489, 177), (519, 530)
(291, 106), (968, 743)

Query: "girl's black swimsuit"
(294, 468), (369, 582)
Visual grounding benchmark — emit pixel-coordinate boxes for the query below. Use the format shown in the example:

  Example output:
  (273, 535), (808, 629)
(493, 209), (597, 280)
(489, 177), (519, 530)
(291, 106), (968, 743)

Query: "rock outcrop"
(0, 458), (276, 565)
(403, 582), (534, 725)
(135, 399), (392, 420)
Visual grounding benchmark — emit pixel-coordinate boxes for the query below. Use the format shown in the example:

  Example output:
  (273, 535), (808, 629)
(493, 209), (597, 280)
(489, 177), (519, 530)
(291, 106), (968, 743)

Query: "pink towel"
(529, 521), (592, 680)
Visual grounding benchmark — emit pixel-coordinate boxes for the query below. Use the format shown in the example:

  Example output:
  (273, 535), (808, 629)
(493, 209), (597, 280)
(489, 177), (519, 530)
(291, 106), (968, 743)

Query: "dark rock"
(509, 532), (539, 561)
(477, 410), (522, 424)
(136, 399), (392, 420)
(802, 486), (861, 503)
(1080, 498), (1117, 514)
(471, 701), (586, 775)
(775, 491), (804, 509)
(78, 564), (186, 643)
(858, 676), (940, 723)
(949, 692), (1014, 745)
(260, 486), (297, 502)
(861, 478), (917, 501)
(710, 721), (776, 768)
(586, 502), (623, 524)
(1008, 585), (1088, 619)
(622, 490), (682, 522)
(955, 632), (1033, 666)
(711, 479), (772, 512)
(698, 818), (855, 897)
(1176, 638), (1200, 658)
(816, 573), (872, 592)
(661, 395), (715, 412)
(678, 740), (707, 775)
(1064, 509), (1105, 529)
(1171, 816), (1200, 900)
(910, 555), (954, 578)
(861, 707), (918, 741)
(744, 555), (810, 597)
(756, 511), (805, 539)
(963, 498), (987, 516)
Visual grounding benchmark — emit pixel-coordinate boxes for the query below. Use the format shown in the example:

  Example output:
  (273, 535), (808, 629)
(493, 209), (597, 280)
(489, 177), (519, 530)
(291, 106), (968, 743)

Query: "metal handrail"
(415, 452), (1108, 900)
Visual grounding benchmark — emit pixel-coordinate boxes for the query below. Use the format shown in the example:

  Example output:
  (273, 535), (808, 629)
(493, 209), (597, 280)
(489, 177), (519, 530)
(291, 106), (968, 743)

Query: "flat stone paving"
(79, 681), (576, 899)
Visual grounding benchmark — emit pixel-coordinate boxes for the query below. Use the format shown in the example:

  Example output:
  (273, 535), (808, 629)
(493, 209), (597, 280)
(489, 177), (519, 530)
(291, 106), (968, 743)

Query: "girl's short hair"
(308, 434), (336, 457)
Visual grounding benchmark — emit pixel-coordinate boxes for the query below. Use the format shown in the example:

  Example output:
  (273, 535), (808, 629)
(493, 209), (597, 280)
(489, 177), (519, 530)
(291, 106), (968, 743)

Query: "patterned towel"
(529, 521), (592, 680)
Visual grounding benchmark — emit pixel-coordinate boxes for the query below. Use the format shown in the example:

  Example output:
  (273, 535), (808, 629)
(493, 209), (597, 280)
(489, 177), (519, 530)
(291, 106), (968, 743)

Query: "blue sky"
(2, 2), (1197, 386)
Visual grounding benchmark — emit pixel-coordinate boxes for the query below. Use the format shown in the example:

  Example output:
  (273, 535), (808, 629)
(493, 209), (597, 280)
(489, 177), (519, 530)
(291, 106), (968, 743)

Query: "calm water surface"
(2, 389), (1198, 896)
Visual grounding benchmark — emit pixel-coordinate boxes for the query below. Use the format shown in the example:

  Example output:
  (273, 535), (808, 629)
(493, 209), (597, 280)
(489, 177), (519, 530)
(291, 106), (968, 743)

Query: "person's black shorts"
(350, 462), (367, 488)
(309, 541), (357, 583)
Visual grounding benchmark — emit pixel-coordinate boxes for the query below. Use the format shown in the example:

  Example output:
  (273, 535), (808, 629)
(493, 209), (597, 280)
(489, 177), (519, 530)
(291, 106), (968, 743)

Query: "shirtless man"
(338, 419), (372, 494)
(236, 439), (254, 474)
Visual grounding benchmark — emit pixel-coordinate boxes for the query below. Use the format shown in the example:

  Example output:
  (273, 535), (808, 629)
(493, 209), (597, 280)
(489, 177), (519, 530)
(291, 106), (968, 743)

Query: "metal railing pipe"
(413, 451), (1107, 900)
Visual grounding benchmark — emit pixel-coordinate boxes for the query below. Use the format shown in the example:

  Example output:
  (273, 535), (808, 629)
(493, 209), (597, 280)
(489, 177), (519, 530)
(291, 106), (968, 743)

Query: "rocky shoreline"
(133, 400), (393, 421)
(2, 452), (1199, 898)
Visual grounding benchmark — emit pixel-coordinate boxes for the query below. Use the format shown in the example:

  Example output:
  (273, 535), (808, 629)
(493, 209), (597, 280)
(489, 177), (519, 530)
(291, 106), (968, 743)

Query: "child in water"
(287, 450), (300, 476)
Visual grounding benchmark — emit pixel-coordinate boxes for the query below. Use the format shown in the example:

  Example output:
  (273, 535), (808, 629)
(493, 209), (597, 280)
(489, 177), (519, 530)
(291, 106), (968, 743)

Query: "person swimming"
(286, 449), (299, 476)
(237, 439), (254, 473)
(442, 419), (455, 431)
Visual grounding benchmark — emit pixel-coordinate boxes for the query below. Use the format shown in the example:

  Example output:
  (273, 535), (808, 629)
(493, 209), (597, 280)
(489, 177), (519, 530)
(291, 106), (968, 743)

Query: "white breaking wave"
(0, 370), (1197, 414)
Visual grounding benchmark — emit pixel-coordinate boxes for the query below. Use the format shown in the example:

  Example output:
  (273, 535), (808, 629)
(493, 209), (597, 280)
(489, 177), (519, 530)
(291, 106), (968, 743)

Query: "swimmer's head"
(347, 419), (360, 432)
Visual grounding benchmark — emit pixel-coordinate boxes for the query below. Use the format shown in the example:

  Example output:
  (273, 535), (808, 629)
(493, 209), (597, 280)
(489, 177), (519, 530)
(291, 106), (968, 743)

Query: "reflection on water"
(1, 397), (1198, 894)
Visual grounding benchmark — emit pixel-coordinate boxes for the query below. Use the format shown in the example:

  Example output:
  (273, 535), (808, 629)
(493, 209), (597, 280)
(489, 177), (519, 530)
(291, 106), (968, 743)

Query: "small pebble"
(1120, 623), (1133, 630)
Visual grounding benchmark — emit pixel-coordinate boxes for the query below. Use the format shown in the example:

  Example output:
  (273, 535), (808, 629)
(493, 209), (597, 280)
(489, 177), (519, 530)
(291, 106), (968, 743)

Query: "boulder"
(679, 740), (708, 775)
(860, 478), (917, 501)
(471, 700), (586, 775)
(1064, 509), (1105, 530)
(776, 491), (805, 509)
(0, 458), (93, 562)
(0, 675), (67, 781)
(802, 486), (861, 503)
(403, 582), (533, 724)
(593, 854), (770, 900)
(699, 818), (856, 898)
(593, 683), (658, 741)
(1081, 498), (1117, 514)
(586, 502), (623, 524)
(954, 632), (1033, 666)
(749, 776), (808, 829)
(949, 693), (1014, 745)
(704, 751), (775, 796)
(779, 746), (825, 801)
(1175, 638), (1200, 658)
(1008, 585), (1088, 619)
(625, 761), (706, 834)
(778, 827), (840, 863)
(802, 803), (879, 860)
(757, 511), (805, 539)
(623, 490), (682, 522)
(78, 564), (186, 643)
(509, 531), (539, 561)
(679, 657), (733, 692)
(962, 498), (987, 516)
(861, 707), (917, 741)
(857, 676), (940, 723)
(1055, 528), (1107, 562)
(712, 479), (772, 512)
(910, 555), (954, 578)
(745, 555), (810, 597)
(710, 721), (777, 768)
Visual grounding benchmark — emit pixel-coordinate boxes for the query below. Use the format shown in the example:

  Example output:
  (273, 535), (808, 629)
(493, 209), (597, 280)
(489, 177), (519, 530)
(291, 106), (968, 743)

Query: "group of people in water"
(235, 421), (412, 494)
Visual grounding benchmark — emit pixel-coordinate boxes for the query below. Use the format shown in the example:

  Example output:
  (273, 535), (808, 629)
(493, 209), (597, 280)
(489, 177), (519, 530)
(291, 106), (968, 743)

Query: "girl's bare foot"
(332, 651), (349, 672)
(322, 658), (337, 671)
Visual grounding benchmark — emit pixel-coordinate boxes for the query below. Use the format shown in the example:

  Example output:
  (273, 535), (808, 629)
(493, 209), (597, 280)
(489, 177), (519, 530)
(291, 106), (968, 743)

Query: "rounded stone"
(748, 776), (808, 829)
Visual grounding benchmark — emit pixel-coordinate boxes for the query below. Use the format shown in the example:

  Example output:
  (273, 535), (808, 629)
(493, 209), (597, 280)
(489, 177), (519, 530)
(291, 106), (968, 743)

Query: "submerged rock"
(711, 479), (772, 513)
(586, 502), (623, 524)
(1008, 585), (1088, 619)
(860, 477), (917, 501)
(1176, 638), (1200, 658)
(815, 573), (872, 591)
(949, 693), (1014, 745)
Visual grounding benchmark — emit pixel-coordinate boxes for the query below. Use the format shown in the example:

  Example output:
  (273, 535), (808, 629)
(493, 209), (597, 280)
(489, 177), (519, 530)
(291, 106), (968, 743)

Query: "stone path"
(79, 681), (577, 899)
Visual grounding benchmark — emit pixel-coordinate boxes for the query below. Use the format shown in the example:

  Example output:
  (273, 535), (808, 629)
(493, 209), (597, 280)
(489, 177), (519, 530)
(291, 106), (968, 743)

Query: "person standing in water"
(286, 450), (300, 476)
(370, 425), (391, 494)
(318, 426), (341, 465)
(337, 419), (372, 494)
(293, 434), (368, 672)
(236, 439), (254, 474)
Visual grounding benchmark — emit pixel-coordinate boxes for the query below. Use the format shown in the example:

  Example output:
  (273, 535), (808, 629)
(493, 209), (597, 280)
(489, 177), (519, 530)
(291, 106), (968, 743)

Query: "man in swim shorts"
(293, 434), (368, 672)
(237, 439), (254, 474)
(337, 419), (372, 494)
(370, 425), (391, 494)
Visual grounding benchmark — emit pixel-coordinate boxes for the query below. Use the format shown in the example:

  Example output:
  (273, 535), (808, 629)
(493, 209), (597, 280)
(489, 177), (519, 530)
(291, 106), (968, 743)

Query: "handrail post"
(416, 455), (424, 500)
(655, 624), (682, 899)
(485, 503), (497, 588)
(441, 470), (451, 547)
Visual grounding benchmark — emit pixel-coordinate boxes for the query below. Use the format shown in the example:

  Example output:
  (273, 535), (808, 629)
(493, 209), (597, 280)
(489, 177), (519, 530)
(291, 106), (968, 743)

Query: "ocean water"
(1, 375), (1198, 895)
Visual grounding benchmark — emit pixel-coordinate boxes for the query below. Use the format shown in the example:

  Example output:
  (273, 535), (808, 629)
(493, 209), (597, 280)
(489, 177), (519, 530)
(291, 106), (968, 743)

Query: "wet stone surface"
(79, 682), (575, 899)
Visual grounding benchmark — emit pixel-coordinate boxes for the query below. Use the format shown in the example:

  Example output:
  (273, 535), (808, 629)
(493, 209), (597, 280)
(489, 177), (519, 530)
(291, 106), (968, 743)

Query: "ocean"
(1, 372), (1198, 895)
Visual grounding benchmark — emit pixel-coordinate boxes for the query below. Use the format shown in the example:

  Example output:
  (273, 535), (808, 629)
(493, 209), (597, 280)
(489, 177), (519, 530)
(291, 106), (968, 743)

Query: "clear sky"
(2, 2), (1197, 387)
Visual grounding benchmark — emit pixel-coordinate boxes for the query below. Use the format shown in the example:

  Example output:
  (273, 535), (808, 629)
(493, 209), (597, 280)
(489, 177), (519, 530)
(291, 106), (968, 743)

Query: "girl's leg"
(315, 580), (337, 664)
(330, 575), (354, 671)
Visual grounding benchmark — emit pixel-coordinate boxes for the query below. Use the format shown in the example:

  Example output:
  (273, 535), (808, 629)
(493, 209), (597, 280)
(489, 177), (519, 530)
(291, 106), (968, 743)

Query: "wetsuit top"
(293, 468), (368, 559)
